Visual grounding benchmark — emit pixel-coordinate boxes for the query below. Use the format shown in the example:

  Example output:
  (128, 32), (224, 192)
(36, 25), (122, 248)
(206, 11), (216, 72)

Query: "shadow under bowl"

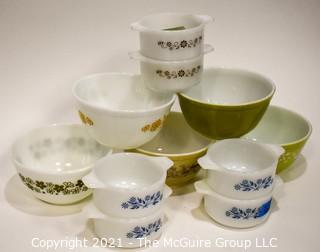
(178, 67), (275, 139)
(243, 105), (312, 173)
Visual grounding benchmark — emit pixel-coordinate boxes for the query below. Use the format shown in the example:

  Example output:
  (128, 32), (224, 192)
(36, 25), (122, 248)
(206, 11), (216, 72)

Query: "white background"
(0, 0), (319, 251)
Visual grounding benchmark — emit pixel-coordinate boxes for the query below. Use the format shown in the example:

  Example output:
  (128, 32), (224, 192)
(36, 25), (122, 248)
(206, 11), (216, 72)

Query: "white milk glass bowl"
(131, 12), (213, 61)
(198, 139), (284, 199)
(12, 124), (111, 204)
(72, 73), (175, 149)
(194, 179), (281, 228)
(82, 152), (173, 218)
(84, 203), (165, 248)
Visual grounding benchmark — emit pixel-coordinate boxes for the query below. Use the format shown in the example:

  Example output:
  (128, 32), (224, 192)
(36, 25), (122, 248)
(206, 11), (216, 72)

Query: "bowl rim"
(244, 105), (312, 147)
(135, 111), (212, 157)
(12, 123), (112, 175)
(203, 139), (281, 175)
(132, 12), (209, 33)
(89, 152), (168, 193)
(72, 72), (176, 116)
(178, 67), (276, 108)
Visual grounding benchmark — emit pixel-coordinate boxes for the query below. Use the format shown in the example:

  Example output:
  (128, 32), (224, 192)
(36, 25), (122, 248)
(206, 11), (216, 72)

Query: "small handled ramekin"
(131, 13), (213, 61)
(129, 44), (213, 93)
(84, 203), (164, 248)
(82, 153), (173, 218)
(194, 179), (282, 228)
(198, 139), (284, 200)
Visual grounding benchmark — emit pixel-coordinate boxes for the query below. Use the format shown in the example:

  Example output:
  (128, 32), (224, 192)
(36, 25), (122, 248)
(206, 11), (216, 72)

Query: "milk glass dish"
(129, 45), (213, 93)
(82, 153), (173, 218)
(134, 111), (211, 186)
(12, 124), (111, 204)
(198, 139), (284, 200)
(194, 180), (277, 228)
(131, 12), (213, 61)
(243, 105), (312, 173)
(84, 203), (164, 248)
(72, 73), (175, 149)
(178, 67), (276, 139)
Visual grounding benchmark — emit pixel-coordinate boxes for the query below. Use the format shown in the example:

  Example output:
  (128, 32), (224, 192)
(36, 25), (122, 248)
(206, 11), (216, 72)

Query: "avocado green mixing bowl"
(178, 68), (276, 139)
(243, 105), (312, 173)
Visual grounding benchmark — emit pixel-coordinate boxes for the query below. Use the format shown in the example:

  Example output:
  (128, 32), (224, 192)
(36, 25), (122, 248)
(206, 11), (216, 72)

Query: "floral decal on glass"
(234, 176), (274, 192)
(78, 110), (94, 126)
(156, 65), (201, 79)
(279, 150), (299, 165)
(141, 115), (167, 133)
(157, 36), (202, 50)
(225, 199), (272, 219)
(19, 173), (88, 195)
(121, 191), (163, 209)
(167, 162), (200, 178)
(126, 219), (162, 238)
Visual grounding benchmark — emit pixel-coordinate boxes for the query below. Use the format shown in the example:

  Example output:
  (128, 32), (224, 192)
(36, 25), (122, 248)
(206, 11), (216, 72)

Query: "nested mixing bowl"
(134, 111), (211, 186)
(243, 105), (312, 173)
(72, 73), (175, 149)
(12, 124), (111, 204)
(178, 67), (276, 139)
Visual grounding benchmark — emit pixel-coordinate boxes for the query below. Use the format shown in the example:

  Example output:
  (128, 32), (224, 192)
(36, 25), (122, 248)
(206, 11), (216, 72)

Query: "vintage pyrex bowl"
(134, 111), (211, 186)
(194, 180), (276, 228)
(243, 105), (312, 173)
(72, 73), (175, 149)
(131, 12), (213, 61)
(178, 67), (276, 139)
(198, 139), (284, 200)
(82, 153), (173, 218)
(85, 203), (164, 248)
(12, 124), (111, 204)
(129, 44), (213, 93)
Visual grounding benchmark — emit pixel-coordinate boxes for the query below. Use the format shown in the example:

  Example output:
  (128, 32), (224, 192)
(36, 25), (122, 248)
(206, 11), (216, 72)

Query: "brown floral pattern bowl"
(131, 12), (213, 61)
(129, 45), (213, 93)
(132, 112), (212, 186)
(12, 124), (112, 205)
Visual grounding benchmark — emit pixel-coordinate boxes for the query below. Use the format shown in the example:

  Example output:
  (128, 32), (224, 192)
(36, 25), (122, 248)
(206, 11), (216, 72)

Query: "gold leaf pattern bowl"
(133, 111), (211, 186)
(72, 73), (175, 149)
(12, 124), (112, 205)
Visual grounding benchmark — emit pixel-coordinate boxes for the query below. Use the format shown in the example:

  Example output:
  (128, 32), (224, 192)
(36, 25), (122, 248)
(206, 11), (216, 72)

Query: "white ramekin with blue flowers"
(82, 152), (173, 218)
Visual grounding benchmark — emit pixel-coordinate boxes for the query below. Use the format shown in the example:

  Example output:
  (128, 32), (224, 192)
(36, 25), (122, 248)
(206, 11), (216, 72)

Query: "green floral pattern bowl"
(12, 124), (111, 204)
(243, 106), (312, 173)
(178, 68), (276, 139)
(133, 112), (211, 186)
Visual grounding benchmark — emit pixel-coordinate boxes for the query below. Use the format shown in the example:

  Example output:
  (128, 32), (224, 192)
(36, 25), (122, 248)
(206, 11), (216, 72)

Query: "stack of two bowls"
(195, 139), (284, 228)
(81, 153), (173, 248)
(129, 13), (214, 93)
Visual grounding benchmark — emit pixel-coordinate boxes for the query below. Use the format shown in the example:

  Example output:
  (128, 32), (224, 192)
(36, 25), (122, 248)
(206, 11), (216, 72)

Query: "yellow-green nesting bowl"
(134, 111), (211, 186)
(178, 68), (276, 139)
(243, 106), (312, 173)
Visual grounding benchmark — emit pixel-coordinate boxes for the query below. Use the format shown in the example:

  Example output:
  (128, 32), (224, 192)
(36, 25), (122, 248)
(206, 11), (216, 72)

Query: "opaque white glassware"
(72, 73), (175, 149)
(194, 179), (279, 228)
(131, 12), (213, 61)
(198, 139), (284, 200)
(12, 124), (112, 204)
(129, 44), (213, 93)
(82, 153), (173, 218)
(84, 203), (164, 248)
